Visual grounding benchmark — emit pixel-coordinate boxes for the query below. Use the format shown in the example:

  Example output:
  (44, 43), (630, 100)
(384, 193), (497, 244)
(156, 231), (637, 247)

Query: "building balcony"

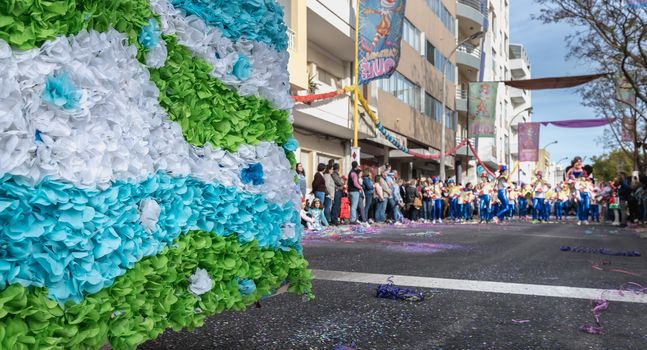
(306, 0), (355, 61)
(509, 44), (531, 79)
(457, 0), (485, 31)
(456, 43), (481, 72)
(510, 87), (529, 105)
(287, 27), (296, 51)
(456, 86), (467, 112)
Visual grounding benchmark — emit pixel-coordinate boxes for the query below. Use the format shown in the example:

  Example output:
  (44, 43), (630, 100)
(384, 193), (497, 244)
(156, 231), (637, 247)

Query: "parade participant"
(574, 176), (592, 225)
(447, 179), (461, 221)
(476, 172), (493, 223)
(518, 183), (531, 219)
(459, 183), (474, 221)
(431, 177), (443, 223)
(590, 188), (601, 223)
(494, 165), (511, 222)
(566, 156), (588, 179)
(544, 186), (555, 221)
(554, 184), (564, 222)
(508, 185), (517, 219)
(531, 171), (548, 223)
(558, 182), (570, 222)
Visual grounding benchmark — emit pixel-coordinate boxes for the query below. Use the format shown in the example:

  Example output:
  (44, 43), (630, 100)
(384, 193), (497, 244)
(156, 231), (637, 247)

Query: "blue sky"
(509, 0), (605, 165)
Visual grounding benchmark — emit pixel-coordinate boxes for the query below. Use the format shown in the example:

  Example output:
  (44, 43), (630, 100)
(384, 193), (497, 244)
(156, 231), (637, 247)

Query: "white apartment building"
(508, 43), (533, 185)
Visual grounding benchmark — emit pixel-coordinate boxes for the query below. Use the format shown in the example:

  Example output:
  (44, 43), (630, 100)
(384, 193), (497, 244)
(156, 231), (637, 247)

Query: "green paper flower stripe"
(148, 36), (293, 151)
(0, 232), (312, 350)
(0, 0), (155, 50)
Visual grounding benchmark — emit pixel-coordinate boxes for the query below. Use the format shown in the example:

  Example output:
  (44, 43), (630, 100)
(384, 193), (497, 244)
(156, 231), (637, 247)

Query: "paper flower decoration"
(188, 268), (214, 295)
(283, 137), (299, 152)
(241, 163), (265, 185)
(233, 54), (252, 80)
(138, 18), (162, 49)
(0, 0), (311, 348)
(42, 72), (81, 109)
(238, 278), (257, 295)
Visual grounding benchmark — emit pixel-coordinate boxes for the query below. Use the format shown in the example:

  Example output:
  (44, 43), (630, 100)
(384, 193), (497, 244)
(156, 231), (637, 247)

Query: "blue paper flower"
(34, 130), (43, 144)
(282, 137), (299, 152)
(232, 54), (252, 80)
(138, 19), (161, 49)
(238, 278), (256, 295)
(42, 73), (81, 109)
(241, 163), (264, 185)
(0, 172), (299, 303)
(170, 0), (288, 50)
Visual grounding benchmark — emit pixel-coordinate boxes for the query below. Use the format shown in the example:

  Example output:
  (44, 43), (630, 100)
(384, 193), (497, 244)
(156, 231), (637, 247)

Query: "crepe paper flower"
(42, 72), (81, 109)
(282, 137), (299, 152)
(169, 0), (289, 50)
(34, 130), (44, 144)
(232, 54), (251, 80)
(241, 163), (264, 185)
(0, 233), (312, 349)
(139, 199), (162, 233)
(188, 268), (213, 296)
(138, 19), (162, 49)
(238, 278), (257, 295)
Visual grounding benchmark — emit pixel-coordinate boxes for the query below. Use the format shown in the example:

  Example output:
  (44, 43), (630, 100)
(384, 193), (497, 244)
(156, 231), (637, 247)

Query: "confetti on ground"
(560, 246), (641, 257)
(375, 277), (425, 302)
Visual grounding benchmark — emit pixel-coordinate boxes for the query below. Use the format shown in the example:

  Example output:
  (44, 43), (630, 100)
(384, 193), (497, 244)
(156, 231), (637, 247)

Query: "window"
(425, 0), (455, 35)
(378, 72), (421, 112)
(445, 107), (456, 130)
(424, 93), (441, 121)
(402, 19), (422, 53)
(426, 42), (435, 65)
(316, 68), (341, 88)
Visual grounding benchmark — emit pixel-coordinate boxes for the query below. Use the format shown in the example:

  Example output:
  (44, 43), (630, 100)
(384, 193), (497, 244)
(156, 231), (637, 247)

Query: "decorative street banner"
(615, 73), (637, 107)
(468, 82), (498, 137)
(358, 0), (407, 85)
(622, 117), (633, 142)
(518, 122), (541, 162)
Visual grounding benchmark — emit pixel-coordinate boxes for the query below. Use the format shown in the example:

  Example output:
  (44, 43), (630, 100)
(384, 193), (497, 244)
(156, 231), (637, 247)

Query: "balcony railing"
(458, 0), (484, 13)
(457, 43), (481, 59)
(287, 28), (296, 51)
(456, 86), (468, 100)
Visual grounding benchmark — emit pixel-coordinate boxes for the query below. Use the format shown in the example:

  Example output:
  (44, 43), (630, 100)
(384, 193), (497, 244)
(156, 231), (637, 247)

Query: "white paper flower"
(188, 268), (213, 296)
(139, 199), (162, 233)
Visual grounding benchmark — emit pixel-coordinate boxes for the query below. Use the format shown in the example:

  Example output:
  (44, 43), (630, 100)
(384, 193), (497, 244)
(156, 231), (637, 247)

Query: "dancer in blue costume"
(567, 156), (591, 226)
(531, 171), (548, 223)
(476, 172), (493, 223)
(494, 165), (511, 222)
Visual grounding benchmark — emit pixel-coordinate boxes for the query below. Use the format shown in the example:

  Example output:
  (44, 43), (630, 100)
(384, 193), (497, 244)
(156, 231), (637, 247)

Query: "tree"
(535, 1), (647, 171)
(591, 149), (633, 181)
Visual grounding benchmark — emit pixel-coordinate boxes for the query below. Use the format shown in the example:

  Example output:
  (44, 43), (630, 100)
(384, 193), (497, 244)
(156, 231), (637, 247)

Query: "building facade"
(281, 0), (532, 192)
(508, 43), (533, 185)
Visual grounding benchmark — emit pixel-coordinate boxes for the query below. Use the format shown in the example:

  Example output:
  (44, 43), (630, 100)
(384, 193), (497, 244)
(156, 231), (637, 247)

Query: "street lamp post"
(440, 31), (485, 181)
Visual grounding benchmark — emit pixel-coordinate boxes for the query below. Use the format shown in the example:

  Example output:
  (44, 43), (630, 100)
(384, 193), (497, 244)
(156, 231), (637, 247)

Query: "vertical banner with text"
(621, 117), (634, 142)
(518, 122), (540, 162)
(358, 0), (407, 85)
(615, 73), (637, 107)
(468, 82), (498, 137)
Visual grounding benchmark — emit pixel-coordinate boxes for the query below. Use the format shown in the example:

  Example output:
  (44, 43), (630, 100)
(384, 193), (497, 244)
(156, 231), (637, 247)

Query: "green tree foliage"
(591, 149), (633, 181)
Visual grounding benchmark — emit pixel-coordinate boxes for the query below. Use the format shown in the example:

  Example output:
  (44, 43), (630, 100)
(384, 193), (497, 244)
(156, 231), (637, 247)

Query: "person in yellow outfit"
(447, 179), (462, 221)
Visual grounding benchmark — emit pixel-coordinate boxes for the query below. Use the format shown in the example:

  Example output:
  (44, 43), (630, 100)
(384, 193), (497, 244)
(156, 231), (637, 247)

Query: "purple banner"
(358, 0), (407, 85)
(539, 118), (614, 128)
(518, 122), (540, 162)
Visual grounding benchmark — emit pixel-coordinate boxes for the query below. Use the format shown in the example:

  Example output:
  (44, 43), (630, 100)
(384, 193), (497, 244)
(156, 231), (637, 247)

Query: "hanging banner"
(351, 147), (361, 165)
(468, 82), (498, 137)
(615, 73), (637, 107)
(518, 122), (540, 162)
(358, 0), (407, 85)
(621, 117), (633, 142)
(502, 73), (607, 90)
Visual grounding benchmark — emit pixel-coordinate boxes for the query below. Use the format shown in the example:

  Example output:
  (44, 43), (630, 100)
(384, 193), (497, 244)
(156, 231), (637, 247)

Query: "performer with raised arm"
(476, 172), (493, 223)
(531, 171), (548, 223)
(567, 156), (592, 226)
(494, 165), (511, 223)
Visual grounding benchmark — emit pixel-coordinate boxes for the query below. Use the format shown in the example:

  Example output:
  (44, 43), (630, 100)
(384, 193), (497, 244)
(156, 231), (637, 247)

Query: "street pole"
(440, 31), (484, 181)
(352, 0), (360, 149)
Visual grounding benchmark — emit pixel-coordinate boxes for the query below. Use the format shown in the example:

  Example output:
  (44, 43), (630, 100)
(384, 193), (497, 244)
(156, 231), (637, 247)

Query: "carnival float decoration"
(0, 0), (312, 348)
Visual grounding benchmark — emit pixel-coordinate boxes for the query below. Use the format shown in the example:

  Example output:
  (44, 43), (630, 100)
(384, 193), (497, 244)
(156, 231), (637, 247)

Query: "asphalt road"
(141, 221), (647, 350)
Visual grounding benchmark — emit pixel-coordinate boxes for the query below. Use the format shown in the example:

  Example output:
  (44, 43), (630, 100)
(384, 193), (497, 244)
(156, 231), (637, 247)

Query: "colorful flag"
(357, 0), (407, 85)
(468, 82), (498, 137)
(615, 73), (636, 107)
(518, 122), (540, 162)
(621, 117), (633, 142)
